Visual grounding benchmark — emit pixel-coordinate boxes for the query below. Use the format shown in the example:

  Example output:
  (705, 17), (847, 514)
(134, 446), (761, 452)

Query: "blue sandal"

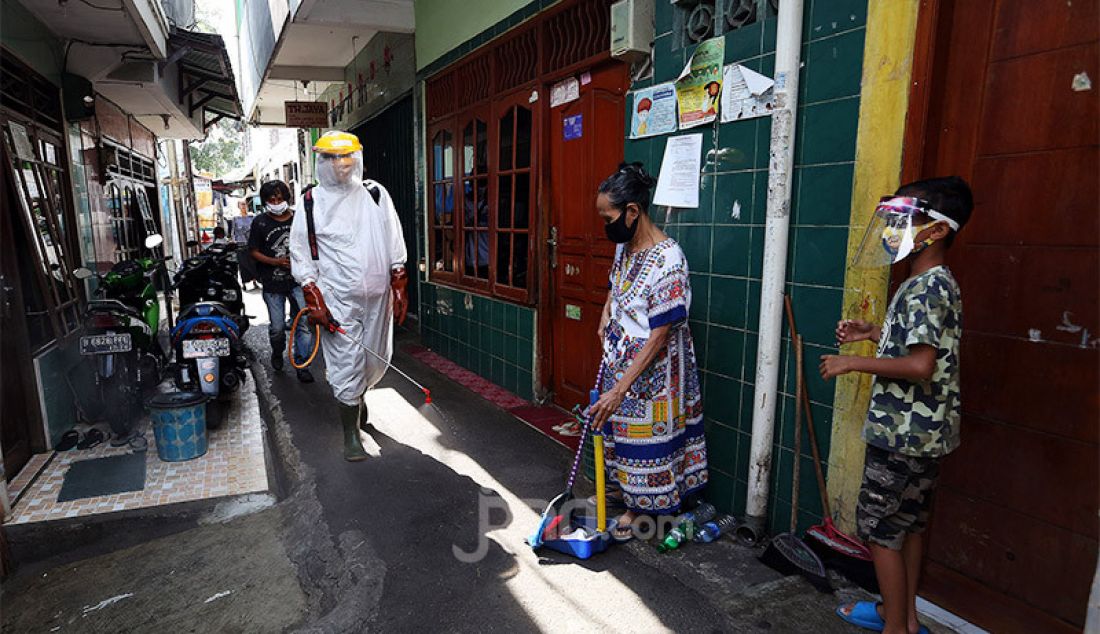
(836, 602), (929, 634)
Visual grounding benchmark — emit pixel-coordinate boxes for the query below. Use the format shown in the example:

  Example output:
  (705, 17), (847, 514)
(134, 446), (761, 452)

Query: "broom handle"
(784, 295), (832, 521)
(565, 364), (606, 491)
(790, 334), (803, 534)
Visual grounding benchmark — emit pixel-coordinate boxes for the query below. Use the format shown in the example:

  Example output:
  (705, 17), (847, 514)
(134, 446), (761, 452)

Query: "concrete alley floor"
(1, 288), (958, 632)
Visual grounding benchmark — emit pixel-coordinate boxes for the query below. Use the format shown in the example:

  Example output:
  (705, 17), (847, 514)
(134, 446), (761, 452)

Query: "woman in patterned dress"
(589, 163), (708, 540)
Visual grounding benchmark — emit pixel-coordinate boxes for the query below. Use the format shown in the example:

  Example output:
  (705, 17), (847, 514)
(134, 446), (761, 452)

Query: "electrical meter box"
(610, 0), (655, 62)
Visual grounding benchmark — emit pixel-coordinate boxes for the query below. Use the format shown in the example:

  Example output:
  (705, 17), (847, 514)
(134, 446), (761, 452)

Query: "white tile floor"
(5, 386), (268, 526)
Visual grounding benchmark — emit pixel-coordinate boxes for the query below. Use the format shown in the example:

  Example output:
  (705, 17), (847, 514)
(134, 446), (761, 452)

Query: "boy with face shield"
(820, 177), (973, 634)
(289, 131), (409, 461)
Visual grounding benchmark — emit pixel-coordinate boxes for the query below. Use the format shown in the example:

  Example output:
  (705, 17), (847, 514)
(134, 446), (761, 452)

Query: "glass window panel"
(514, 172), (529, 229)
(464, 228), (476, 277)
(432, 132), (445, 181)
(442, 183), (454, 227)
(497, 175), (512, 229)
(516, 107), (532, 169)
(463, 122), (475, 176)
(442, 226), (455, 272)
(442, 131), (454, 178)
(496, 233), (511, 285)
(499, 109), (514, 171)
(433, 228), (444, 270)
(476, 178), (489, 228)
(514, 234), (528, 289)
(434, 184), (445, 224)
(463, 179), (475, 227)
(476, 119), (488, 174)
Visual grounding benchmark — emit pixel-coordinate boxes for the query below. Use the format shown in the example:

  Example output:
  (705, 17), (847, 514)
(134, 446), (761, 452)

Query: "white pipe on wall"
(738, 0), (806, 544)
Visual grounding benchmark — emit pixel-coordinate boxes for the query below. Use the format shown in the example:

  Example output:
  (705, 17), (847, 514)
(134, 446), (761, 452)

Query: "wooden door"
(904, 2), (1099, 631)
(0, 149), (41, 481)
(545, 63), (628, 409)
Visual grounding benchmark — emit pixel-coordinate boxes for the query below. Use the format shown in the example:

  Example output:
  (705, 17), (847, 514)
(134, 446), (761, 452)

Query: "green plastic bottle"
(656, 519), (695, 552)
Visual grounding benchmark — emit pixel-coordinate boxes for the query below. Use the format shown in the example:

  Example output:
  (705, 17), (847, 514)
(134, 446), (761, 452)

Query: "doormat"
(57, 453), (147, 502)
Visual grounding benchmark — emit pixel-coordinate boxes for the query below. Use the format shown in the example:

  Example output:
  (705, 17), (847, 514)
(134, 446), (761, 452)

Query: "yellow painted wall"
(828, 0), (922, 531)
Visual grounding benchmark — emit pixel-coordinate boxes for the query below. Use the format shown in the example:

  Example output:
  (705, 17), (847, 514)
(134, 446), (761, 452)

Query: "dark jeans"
(263, 287), (313, 364)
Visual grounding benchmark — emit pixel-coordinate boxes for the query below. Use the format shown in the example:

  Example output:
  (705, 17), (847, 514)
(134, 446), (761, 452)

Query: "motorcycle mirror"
(72, 267), (94, 280)
(145, 234), (164, 249)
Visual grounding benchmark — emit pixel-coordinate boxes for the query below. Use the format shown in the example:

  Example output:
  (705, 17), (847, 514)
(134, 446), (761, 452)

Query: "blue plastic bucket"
(146, 392), (209, 461)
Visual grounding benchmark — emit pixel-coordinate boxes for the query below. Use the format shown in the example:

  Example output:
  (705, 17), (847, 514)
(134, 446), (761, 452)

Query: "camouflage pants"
(856, 444), (941, 550)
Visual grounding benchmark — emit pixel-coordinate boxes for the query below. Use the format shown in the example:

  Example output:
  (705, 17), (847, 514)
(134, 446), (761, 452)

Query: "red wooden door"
(905, 2), (1099, 631)
(545, 63), (628, 409)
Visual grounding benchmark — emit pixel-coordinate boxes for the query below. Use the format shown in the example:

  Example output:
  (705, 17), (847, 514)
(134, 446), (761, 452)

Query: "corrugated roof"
(169, 27), (243, 125)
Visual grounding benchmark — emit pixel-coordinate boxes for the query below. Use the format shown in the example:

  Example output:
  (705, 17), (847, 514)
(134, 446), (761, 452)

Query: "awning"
(169, 28), (244, 130)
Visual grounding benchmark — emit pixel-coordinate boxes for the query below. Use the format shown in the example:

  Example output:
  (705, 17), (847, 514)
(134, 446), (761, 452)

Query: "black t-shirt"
(248, 212), (297, 292)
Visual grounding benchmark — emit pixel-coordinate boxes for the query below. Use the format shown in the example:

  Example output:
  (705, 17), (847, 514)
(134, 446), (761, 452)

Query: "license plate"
(80, 333), (132, 355)
(182, 338), (230, 359)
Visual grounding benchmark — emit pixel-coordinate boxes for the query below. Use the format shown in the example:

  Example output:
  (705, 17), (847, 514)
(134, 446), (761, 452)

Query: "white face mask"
(266, 201), (288, 214)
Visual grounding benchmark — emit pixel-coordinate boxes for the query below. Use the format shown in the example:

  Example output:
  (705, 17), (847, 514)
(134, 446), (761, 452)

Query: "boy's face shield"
(850, 196), (958, 269)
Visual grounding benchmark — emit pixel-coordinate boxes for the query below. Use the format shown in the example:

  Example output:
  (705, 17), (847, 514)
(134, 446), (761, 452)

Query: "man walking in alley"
(821, 177), (973, 634)
(289, 131), (408, 461)
(232, 198), (259, 291)
(250, 179), (315, 383)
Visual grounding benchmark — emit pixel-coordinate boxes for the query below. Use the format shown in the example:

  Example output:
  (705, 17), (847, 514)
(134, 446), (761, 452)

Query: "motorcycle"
(170, 241), (250, 425)
(72, 234), (167, 443)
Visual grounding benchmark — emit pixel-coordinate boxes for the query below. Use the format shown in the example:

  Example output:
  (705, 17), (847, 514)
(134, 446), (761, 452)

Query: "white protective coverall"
(289, 155), (407, 406)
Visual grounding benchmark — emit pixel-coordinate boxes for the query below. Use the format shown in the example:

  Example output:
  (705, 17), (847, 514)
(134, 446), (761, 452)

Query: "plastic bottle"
(694, 514), (738, 543)
(656, 503), (717, 552)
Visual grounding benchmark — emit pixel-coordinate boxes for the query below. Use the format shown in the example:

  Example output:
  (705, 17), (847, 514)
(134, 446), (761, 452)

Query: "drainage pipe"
(737, 0), (806, 545)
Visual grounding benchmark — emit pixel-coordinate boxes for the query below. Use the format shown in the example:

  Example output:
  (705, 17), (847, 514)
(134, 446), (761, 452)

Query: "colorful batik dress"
(597, 239), (708, 515)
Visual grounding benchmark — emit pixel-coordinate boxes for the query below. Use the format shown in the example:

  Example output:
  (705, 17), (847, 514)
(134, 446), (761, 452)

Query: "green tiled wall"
(419, 282), (536, 401)
(628, 0), (868, 534)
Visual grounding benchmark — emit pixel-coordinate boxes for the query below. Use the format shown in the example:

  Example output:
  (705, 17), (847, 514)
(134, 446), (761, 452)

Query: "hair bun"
(617, 162), (656, 189)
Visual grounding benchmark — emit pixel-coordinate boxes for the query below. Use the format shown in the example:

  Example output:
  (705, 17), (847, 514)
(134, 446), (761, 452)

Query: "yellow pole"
(828, 0), (922, 532)
(594, 434), (607, 532)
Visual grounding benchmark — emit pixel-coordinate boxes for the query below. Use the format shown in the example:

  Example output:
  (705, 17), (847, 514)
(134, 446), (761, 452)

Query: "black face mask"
(604, 210), (638, 243)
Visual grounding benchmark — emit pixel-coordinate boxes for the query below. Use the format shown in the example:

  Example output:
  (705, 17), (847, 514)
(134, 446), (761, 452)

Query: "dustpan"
(529, 386), (614, 559)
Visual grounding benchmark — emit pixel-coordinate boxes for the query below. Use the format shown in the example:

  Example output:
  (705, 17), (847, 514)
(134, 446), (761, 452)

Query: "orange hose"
(288, 307), (322, 369)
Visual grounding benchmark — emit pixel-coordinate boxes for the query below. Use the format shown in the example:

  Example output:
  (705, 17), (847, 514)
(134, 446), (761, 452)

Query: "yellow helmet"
(312, 131), (363, 155)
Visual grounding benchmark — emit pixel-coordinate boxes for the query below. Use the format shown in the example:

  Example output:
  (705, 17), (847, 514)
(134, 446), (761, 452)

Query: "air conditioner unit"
(610, 0), (655, 62)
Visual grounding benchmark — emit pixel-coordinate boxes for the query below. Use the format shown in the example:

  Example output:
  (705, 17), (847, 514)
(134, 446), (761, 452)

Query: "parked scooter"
(72, 234), (168, 444)
(170, 241), (251, 426)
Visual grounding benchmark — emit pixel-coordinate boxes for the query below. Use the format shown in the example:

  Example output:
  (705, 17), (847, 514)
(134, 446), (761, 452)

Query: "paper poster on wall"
(674, 36), (725, 129)
(720, 64), (776, 122)
(550, 77), (580, 108)
(563, 114), (583, 140)
(652, 134), (703, 209)
(8, 121), (35, 161)
(630, 82), (678, 139)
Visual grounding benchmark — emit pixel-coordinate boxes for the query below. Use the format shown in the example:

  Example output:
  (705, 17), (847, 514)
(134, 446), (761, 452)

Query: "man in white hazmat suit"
(289, 131), (409, 461)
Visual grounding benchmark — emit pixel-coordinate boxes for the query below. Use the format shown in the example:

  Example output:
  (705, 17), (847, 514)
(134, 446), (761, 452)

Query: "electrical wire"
(71, 0), (126, 11)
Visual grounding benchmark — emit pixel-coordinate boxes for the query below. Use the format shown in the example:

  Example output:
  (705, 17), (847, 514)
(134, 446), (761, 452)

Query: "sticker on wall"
(565, 304), (582, 320)
(580, 71), (592, 85)
(550, 77), (581, 108)
(630, 82), (678, 139)
(563, 114), (583, 141)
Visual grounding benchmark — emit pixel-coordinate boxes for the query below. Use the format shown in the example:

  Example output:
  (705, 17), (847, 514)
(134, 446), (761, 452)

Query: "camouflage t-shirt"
(863, 265), (962, 458)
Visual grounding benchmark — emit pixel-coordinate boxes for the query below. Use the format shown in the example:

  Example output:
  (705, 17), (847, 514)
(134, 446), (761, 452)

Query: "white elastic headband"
(925, 210), (960, 232)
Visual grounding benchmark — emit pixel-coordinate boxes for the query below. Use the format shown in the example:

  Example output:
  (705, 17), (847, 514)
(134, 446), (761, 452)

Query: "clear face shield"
(850, 196), (959, 269)
(316, 151), (364, 190)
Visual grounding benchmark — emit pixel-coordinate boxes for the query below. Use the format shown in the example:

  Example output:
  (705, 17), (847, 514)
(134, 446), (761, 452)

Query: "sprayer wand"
(289, 308), (433, 404)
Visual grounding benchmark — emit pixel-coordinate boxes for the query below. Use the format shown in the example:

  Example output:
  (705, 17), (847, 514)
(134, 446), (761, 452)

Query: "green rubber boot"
(339, 403), (368, 462)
